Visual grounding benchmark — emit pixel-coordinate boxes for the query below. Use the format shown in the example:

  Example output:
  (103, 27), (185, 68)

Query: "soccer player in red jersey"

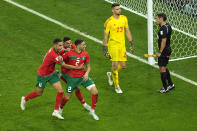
(20, 38), (83, 120)
(58, 37), (76, 56)
(59, 37), (91, 111)
(60, 39), (99, 120)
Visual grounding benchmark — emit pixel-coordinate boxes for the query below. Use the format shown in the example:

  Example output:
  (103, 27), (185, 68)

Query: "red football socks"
(75, 90), (85, 104)
(60, 96), (68, 109)
(91, 94), (98, 110)
(24, 91), (40, 101)
(54, 92), (63, 110)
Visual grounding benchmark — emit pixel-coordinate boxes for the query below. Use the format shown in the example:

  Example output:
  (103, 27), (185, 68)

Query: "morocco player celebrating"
(59, 37), (91, 111)
(60, 39), (99, 120)
(20, 38), (83, 120)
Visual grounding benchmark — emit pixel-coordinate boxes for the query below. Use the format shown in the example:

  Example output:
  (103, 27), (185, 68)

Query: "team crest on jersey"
(160, 31), (163, 35)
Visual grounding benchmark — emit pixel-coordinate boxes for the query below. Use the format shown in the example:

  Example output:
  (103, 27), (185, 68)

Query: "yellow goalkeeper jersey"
(104, 15), (129, 46)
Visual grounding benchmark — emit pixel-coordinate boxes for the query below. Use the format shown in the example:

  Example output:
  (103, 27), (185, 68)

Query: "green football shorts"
(36, 71), (60, 88)
(62, 73), (95, 93)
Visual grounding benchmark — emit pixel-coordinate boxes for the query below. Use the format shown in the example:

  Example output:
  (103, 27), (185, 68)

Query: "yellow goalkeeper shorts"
(108, 43), (127, 61)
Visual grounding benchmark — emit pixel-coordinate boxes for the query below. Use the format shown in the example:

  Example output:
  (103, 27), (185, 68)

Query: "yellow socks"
(111, 69), (119, 86)
(117, 65), (122, 72)
(111, 65), (123, 87)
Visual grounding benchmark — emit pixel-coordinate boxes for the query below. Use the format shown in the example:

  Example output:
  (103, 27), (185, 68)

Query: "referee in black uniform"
(155, 13), (175, 93)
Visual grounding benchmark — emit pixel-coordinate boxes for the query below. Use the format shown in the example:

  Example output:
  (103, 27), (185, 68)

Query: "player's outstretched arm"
(61, 62), (84, 70)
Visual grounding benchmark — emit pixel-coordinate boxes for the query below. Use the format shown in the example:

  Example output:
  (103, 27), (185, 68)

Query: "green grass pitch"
(0, 0), (197, 130)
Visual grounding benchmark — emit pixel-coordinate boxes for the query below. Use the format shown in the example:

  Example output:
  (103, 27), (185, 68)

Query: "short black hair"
(63, 37), (71, 42)
(156, 13), (167, 21)
(74, 39), (84, 46)
(112, 3), (120, 8)
(53, 38), (62, 44)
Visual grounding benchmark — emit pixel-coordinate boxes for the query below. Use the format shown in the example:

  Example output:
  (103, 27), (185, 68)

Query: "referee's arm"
(160, 38), (167, 53)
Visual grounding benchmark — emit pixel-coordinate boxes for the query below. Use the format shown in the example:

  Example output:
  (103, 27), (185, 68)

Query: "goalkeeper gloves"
(102, 45), (111, 59)
(130, 41), (134, 54)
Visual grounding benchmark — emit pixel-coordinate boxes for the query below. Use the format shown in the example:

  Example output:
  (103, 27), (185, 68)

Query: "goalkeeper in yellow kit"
(103, 3), (134, 93)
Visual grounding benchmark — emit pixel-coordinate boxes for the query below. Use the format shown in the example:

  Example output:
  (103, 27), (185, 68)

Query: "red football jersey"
(61, 44), (76, 74)
(37, 48), (63, 76)
(62, 49), (90, 77)
(71, 44), (76, 49)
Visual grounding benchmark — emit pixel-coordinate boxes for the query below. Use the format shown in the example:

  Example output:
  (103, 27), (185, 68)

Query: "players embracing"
(20, 38), (99, 120)
(58, 37), (91, 112)
(20, 38), (84, 120)
(59, 38), (99, 120)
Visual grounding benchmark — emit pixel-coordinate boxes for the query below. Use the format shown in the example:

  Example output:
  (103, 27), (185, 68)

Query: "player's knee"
(65, 93), (72, 100)
(65, 96), (71, 101)
(36, 90), (43, 96)
(55, 84), (64, 92)
(58, 89), (64, 93)
(112, 65), (118, 70)
(122, 65), (126, 69)
(90, 86), (98, 95)
(56, 85), (64, 92)
(36, 87), (44, 96)
(159, 66), (166, 72)
(120, 62), (126, 69)
(75, 87), (80, 92)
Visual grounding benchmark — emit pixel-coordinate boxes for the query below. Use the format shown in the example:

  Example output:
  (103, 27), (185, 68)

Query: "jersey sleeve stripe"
(104, 19), (111, 27)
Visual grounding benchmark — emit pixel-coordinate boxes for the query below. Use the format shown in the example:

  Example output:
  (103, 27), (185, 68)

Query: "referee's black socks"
(166, 68), (173, 86)
(160, 72), (167, 90)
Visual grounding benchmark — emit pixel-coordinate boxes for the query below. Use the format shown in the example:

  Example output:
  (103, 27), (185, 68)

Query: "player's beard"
(116, 12), (120, 16)
(81, 47), (86, 51)
(117, 11), (121, 16)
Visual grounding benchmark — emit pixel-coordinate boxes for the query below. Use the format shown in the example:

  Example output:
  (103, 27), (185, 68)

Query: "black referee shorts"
(158, 56), (170, 67)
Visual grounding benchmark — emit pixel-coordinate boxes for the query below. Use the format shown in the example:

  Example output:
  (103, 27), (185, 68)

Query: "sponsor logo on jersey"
(160, 31), (163, 35)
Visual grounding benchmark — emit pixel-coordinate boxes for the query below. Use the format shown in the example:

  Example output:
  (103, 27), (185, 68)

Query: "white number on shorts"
(68, 86), (72, 93)
(39, 83), (42, 87)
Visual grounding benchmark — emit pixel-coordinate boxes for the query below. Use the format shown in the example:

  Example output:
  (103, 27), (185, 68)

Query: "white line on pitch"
(4, 0), (197, 86)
